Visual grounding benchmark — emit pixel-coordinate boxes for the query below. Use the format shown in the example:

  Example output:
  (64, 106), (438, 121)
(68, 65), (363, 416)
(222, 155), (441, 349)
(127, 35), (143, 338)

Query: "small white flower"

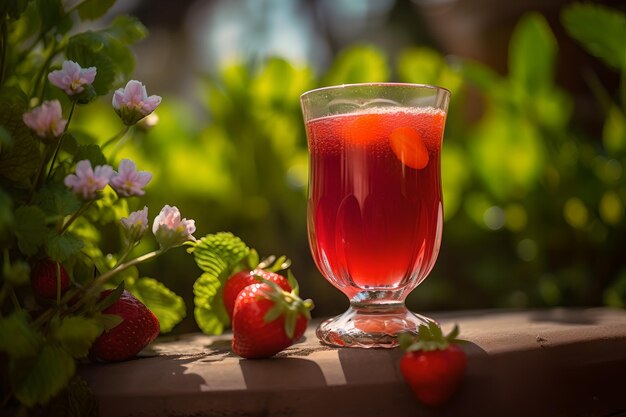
(110, 159), (152, 197)
(22, 100), (67, 142)
(112, 80), (161, 125)
(121, 206), (149, 243)
(64, 160), (114, 200)
(152, 205), (196, 249)
(48, 60), (97, 96)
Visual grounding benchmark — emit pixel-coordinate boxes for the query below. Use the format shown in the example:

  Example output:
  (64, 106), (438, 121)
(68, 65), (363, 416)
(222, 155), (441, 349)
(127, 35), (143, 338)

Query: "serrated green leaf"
(0, 312), (43, 359)
(562, 3), (626, 70)
(77, 0), (115, 20)
(323, 45), (389, 85)
(129, 277), (186, 333)
(34, 182), (81, 216)
(14, 205), (48, 255)
(73, 144), (107, 167)
(193, 272), (228, 335)
(45, 232), (84, 262)
(51, 316), (103, 358)
(509, 13), (557, 92)
(10, 343), (76, 406)
(191, 233), (250, 335)
(0, 100), (41, 184)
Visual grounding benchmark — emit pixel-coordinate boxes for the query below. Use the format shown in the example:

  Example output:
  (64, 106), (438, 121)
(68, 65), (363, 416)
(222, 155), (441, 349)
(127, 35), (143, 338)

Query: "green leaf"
(13, 205), (48, 255)
(190, 232), (251, 334)
(34, 182), (82, 216)
(77, 0), (116, 20)
(0, 99), (41, 184)
(103, 15), (148, 44)
(509, 13), (557, 91)
(562, 3), (626, 70)
(10, 343), (76, 406)
(60, 132), (79, 155)
(397, 47), (462, 93)
(73, 143), (107, 167)
(66, 32), (116, 96)
(51, 316), (104, 358)
(0, 312), (43, 359)
(323, 45), (389, 85)
(45, 232), (85, 262)
(3, 258), (31, 286)
(129, 277), (186, 333)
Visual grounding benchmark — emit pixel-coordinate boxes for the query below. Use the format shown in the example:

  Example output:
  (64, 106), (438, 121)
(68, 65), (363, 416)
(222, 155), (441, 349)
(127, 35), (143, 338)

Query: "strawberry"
(222, 269), (292, 319)
(90, 290), (160, 362)
(31, 259), (70, 299)
(390, 126), (429, 169)
(231, 281), (313, 359)
(399, 322), (467, 407)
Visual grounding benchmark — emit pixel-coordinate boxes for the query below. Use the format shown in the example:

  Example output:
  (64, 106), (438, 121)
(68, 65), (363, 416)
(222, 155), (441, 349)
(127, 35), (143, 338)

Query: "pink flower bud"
(112, 80), (162, 125)
(152, 205), (196, 249)
(121, 206), (149, 242)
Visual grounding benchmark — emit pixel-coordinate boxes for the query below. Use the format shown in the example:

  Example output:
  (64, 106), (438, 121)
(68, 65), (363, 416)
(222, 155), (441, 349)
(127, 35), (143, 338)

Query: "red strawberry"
(223, 269), (292, 319)
(399, 322), (467, 407)
(231, 282), (313, 359)
(31, 259), (70, 299)
(90, 290), (160, 362)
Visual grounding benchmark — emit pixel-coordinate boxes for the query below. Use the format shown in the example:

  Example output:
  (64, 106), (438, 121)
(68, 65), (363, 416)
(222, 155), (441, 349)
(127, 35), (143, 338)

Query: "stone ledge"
(80, 308), (626, 417)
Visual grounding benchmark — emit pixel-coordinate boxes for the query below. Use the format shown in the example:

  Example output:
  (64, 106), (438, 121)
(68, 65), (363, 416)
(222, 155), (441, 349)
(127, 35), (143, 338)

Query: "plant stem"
(58, 200), (94, 235)
(9, 288), (21, 311)
(46, 100), (77, 181)
(29, 144), (54, 201)
(101, 125), (130, 150)
(30, 38), (59, 100)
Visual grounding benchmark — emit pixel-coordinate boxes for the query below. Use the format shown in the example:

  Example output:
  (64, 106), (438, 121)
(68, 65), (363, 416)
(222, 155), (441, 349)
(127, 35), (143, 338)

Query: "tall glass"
(301, 83), (450, 348)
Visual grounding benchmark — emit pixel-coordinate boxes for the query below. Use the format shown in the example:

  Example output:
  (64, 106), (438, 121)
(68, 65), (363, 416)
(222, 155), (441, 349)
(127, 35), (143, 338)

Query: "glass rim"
(300, 82), (451, 100)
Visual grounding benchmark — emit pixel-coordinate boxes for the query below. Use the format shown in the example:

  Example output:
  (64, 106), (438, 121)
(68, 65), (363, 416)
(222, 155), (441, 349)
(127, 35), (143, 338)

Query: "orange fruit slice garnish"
(343, 114), (387, 145)
(390, 126), (429, 169)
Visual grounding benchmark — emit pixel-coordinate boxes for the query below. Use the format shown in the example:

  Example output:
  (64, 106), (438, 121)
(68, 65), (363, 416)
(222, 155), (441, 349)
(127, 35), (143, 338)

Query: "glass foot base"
(316, 304), (435, 348)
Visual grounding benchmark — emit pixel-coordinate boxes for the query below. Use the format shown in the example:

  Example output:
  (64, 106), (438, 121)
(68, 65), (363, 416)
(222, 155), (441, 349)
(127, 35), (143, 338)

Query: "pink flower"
(48, 60), (97, 96)
(121, 206), (149, 242)
(110, 159), (152, 197)
(22, 100), (67, 143)
(152, 205), (196, 249)
(112, 80), (161, 125)
(64, 159), (114, 200)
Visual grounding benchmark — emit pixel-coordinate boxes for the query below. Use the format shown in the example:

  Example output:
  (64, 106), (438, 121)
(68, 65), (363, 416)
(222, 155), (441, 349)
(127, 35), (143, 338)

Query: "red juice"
(306, 108), (445, 298)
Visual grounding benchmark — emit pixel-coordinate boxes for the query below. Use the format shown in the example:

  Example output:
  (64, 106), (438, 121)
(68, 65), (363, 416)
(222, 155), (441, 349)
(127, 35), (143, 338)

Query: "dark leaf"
(77, 0), (116, 21)
(45, 232), (84, 262)
(13, 205), (48, 256)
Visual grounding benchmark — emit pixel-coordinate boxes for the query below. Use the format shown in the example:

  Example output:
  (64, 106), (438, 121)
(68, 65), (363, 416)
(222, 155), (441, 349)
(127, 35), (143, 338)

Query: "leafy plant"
(0, 0), (192, 413)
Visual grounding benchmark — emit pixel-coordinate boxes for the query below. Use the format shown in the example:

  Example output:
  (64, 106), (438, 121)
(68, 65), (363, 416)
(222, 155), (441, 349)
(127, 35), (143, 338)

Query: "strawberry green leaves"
(188, 232), (250, 334)
(128, 277), (186, 333)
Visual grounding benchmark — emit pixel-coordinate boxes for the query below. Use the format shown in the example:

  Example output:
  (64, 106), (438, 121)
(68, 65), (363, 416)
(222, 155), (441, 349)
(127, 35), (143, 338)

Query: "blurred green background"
(72, 0), (626, 330)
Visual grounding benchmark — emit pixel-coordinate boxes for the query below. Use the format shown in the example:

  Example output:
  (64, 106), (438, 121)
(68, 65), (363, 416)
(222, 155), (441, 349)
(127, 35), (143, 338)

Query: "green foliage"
(13, 205), (47, 255)
(10, 343), (76, 406)
(51, 316), (104, 358)
(323, 45), (389, 85)
(128, 277), (186, 333)
(0, 97), (41, 184)
(190, 233), (250, 334)
(77, 0), (116, 21)
(0, 312), (43, 358)
(561, 3), (626, 70)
